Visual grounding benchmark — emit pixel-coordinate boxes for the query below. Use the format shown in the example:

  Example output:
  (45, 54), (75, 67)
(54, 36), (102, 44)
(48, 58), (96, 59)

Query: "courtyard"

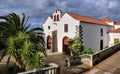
(45, 49), (120, 74)
(44, 49), (91, 74)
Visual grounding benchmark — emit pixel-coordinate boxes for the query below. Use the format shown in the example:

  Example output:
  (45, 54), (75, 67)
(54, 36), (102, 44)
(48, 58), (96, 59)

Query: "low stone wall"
(79, 43), (120, 67)
(92, 43), (120, 66)
(65, 57), (81, 67)
(80, 54), (93, 67)
(18, 63), (60, 74)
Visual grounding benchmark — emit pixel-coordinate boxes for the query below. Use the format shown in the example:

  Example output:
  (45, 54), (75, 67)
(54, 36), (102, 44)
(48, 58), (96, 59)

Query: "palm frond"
(29, 27), (43, 32)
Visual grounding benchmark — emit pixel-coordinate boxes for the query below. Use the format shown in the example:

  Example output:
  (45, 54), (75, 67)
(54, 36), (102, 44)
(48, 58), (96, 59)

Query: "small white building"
(43, 9), (120, 54)
(109, 22), (120, 46)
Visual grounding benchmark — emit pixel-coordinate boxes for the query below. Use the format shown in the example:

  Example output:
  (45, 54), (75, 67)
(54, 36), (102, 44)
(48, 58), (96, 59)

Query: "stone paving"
(1, 49), (120, 74)
(45, 50), (120, 74)
(44, 50), (91, 74)
(44, 50), (71, 74)
(84, 50), (120, 74)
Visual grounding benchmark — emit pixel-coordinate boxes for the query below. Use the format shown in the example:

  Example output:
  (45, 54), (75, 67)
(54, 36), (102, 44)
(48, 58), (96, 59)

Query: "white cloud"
(108, 1), (119, 9)
(0, 0), (120, 27)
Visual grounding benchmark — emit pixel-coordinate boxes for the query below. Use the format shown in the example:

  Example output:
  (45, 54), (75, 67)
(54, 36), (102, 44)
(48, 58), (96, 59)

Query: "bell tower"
(53, 9), (61, 23)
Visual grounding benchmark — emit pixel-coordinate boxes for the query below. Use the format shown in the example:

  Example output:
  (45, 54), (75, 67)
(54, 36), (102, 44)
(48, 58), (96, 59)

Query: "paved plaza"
(45, 50), (120, 74)
(0, 49), (120, 74)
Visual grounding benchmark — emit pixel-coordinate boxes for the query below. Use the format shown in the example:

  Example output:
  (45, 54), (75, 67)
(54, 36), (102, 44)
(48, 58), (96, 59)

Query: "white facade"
(43, 9), (120, 54)
(57, 13), (79, 53)
(81, 22), (112, 52)
(43, 17), (53, 48)
(109, 33), (120, 46)
(114, 25), (120, 29)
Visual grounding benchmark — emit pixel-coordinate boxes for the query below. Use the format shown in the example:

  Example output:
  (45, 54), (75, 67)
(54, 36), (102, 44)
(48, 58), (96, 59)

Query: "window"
(56, 10), (57, 13)
(114, 38), (119, 44)
(64, 24), (68, 32)
(57, 15), (59, 21)
(48, 26), (50, 30)
(101, 28), (103, 36)
(54, 15), (56, 21)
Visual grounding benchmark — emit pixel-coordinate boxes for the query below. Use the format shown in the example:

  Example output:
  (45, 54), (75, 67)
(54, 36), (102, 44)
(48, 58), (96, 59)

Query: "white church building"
(43, 9), (120, 54)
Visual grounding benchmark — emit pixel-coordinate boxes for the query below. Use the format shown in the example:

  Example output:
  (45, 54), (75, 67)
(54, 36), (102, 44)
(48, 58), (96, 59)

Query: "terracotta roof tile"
(103, 18), (113, 22)
(66, 12), (112, 27)
(110, 28), (120, 33)
(114, 22), (120, 25)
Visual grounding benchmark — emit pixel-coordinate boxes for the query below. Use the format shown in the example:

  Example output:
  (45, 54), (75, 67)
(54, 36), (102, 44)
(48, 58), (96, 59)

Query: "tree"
(28, 32), (46, 56)
(0, 13), (44, 49)
(21, 40), (44, 70)
(7, 31), (45, 70)
(67, 36), (93, 56)
(7, 32), (28, 69)
(0, 13), (46, 71)
(67, 36), (83, 56)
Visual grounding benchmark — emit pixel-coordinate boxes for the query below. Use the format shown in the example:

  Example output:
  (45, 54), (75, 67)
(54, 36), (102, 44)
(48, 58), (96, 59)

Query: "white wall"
(57, 13), (80, 53)
(43, 17), (53, 48)
(114, 25), (120, 29)
(81, 22), (111, 52)
(43, 12), (113, 53)
(106, 22), (114, 26)
(109, 33), (120, 46)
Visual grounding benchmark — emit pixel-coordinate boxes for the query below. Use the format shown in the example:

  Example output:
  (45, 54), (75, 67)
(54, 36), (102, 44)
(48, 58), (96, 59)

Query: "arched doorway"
(100, 40), (103, 50)
(47, 36), (52, 49)
(63, 36), (70, 55)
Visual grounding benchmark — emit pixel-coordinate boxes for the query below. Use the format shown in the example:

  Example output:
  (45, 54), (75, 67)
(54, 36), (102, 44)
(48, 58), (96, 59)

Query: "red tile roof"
(110, 28), (120, 33)
(114, 22), (120, 25)
(66, 12), (112, 27)
(103, 18), (113, 22)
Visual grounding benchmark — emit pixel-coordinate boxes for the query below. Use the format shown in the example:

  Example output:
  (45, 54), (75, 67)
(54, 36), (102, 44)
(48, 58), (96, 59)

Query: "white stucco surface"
(109, 33), (120, 46)
(81, 22), (110, 52)
(43, 9), (120, 53)
(57, 13), (79, 52)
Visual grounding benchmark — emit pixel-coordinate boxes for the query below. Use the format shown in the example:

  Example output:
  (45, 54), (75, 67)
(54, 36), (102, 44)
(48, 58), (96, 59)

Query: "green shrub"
(81, 48), (94, 55)
(67, 36), (94, 56)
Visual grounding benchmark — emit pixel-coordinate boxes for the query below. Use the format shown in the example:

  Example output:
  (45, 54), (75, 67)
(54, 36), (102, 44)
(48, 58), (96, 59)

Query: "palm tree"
(0, 13), (46, 70)
(7, 31), (44, 70)
(0, 13), (46, 52)
(0, 13), (43, 37)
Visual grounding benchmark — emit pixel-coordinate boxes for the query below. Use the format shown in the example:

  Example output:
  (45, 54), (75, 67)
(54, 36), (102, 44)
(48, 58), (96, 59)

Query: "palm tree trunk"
(11, 56), (25, 69)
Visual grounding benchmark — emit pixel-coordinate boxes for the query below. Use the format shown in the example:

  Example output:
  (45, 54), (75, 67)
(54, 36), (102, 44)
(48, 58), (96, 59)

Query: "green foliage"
(81, 48), (94, 55)
(28, 32), (46, 56)
(7, 32), (28, 57)
(67, 36), (94, 56)
(0, 13), (44, 49)
(0, 13), (46, 71)
(21, 40), (44, 70)
(71, 43), (81, 55)
(7, 32), (45, 70)
(67, 36), (83, 56)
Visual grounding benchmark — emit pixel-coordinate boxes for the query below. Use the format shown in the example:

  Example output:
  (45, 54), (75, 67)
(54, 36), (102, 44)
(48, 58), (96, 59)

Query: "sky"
(0, 0), (120, 28)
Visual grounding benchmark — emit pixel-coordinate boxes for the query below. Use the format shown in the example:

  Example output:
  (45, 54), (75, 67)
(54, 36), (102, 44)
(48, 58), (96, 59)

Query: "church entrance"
(47, 36), (52, 49)
(63, 36), (70, 55)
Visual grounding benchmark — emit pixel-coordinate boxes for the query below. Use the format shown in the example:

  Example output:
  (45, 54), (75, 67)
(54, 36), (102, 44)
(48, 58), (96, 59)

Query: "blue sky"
(0, 0), (120, 28)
